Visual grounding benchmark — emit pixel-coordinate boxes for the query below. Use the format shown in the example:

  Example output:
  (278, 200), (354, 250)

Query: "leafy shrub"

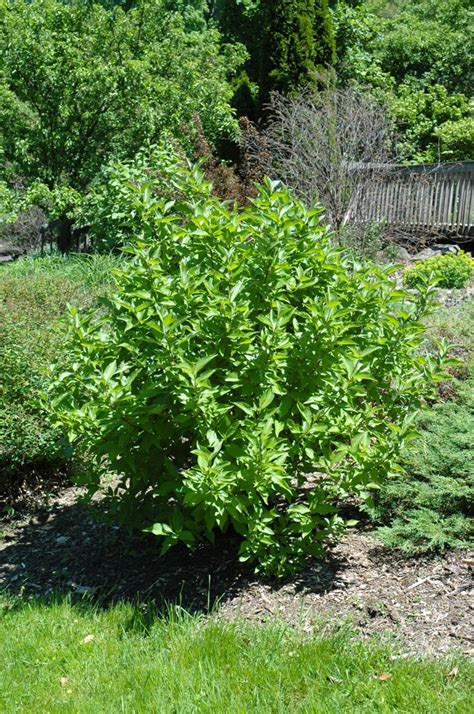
(369, 300), (474, 554)
(0, 255), (119, 487)
(387, 83), (472, 164)
(435, 116), (474, 162)
(332, 1), (473, 163)
(404, 251), (474, 290)
(50, 169), (447, 576)
(81, 144), (212, 252)
(0, 181), (18, 228)
(82, 136), (269, 253)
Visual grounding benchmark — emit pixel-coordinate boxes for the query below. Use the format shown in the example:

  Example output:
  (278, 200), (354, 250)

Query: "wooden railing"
(351, 162), (474, 237)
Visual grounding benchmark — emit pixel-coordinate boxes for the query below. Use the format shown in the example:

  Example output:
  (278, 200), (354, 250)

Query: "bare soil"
(0, 484), (472, 657)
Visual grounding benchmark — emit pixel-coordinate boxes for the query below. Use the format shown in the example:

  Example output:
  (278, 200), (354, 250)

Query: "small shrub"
(371, 391), (474, 553)
(0, 275), (78, 483)
(404, 251), (474, 289)
(50, 166), (447, 577)
(369, 301), (474, 554)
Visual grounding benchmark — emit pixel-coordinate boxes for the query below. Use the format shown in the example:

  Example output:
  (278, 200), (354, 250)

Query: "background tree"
(0, 0), (244, 241)
(332, 0), (474, 162)
(314, 1), (336, 73)
(258, 0), (318, 102)
(214, 0), (336, 116)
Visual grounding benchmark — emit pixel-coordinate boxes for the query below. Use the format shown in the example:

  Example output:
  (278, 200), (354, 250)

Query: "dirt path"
(0, 484), (472, 656)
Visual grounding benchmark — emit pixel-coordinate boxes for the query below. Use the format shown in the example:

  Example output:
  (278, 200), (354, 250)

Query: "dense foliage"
(404, 252), (474, 290)
(260, 1), (319, 99)
(215, 0), (336, 114)
(0, 0), (243, 218)
(78, 145), (212, 252)
(50, 156), (446, 576)
(371, 301), (474, 553)
(333, 0), (474, 162)
(0, 0), (471, 575)
(1, 0), (471, 241)
(0, 181), (16, 228)
(259, 0), (335, 101)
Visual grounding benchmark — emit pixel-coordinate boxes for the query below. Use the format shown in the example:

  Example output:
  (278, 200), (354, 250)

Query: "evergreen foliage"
(314, 0), (336, 72)
(370, 301), (474, 554)
(259, 0), (317, 100)
(214, 0), (336, 114)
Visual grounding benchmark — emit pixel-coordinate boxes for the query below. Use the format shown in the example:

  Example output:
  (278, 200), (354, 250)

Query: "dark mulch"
(0, 483), (472, 657)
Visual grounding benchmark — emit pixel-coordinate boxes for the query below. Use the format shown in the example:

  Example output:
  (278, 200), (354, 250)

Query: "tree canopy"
(333, 0), (474, 162)
(0, 0), (244, 196)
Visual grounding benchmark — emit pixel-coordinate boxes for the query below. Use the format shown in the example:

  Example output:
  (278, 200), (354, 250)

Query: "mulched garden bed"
(0, 483), (472, 657)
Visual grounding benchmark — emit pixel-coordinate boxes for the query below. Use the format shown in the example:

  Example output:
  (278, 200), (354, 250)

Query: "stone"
(0, 243), (24, 263)
(394, 246), (412, 262)
(414, 244), (460, 260)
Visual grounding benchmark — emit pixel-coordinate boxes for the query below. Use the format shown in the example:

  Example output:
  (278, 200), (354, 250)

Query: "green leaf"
(103, 361), (117, 381)
(259, 388), (275, 411)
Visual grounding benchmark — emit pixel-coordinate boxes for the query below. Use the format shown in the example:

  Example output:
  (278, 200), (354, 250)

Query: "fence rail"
(352, 162), (474, 237)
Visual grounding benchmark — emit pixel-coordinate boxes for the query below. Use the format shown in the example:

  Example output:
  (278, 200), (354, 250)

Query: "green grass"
(2, 252), (124, 288)
(0, 254), (122, 484)
(0, 598), (472, 713)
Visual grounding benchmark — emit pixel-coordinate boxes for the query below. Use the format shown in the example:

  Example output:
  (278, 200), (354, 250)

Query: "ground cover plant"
(49, 153), (448, 576)
(0, 597), (472, 714)
(0, 255), (120, 490)
(370, 298), (474, 554)
(404, 251), (474, 290)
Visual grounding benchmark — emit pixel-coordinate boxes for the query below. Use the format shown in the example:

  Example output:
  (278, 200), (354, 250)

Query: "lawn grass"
(0, 597), (472, 713)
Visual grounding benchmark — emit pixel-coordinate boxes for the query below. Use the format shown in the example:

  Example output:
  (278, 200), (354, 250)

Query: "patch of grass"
(370, 300), (474, 554)
(3, 252), (123, 288)
(0, 255), (121, 487)
(0, 597), (472, 713)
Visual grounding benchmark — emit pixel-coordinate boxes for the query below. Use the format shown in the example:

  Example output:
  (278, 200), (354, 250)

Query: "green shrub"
(0, 255), (119, 486)
(50, 166), (447, 576)
(81, 144), (212, 252)
(404, 251), (474, 290)
(435, 116), (474, 162)
(0, 180), (17, 228)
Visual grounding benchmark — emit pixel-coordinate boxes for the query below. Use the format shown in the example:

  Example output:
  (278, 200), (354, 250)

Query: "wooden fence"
(352, 162), (474, 237)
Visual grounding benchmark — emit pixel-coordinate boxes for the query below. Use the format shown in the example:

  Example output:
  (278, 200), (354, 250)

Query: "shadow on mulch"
(0, 494), (343, 613)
